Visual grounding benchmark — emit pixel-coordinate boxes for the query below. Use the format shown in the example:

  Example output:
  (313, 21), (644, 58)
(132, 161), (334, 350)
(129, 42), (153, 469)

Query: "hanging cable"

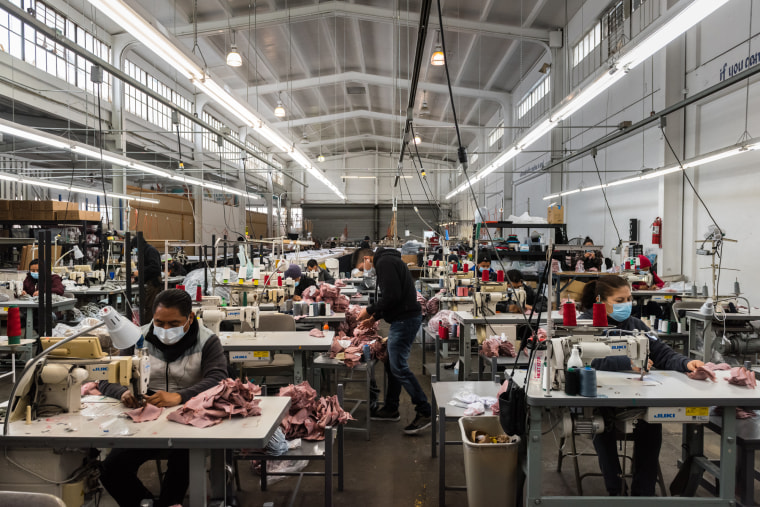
(591, 149), (622, 246)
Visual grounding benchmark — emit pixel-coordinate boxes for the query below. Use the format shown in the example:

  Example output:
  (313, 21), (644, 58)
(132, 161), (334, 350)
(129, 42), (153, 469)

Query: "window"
(603, 0), (626, 56)
(632, 0), (647, 12)
(85, 201), (113, 219)
(202, 112), (241, 163)
(124, 59), (194, 140)
(290, 207), (302, 230)
(517, 74), (550, 119)
(488, 121), (503, 150)
(572, 22), (601, 68)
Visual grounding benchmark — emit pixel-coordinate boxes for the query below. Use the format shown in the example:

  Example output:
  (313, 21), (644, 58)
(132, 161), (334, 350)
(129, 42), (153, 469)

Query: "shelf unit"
(0, 219), (103, 267)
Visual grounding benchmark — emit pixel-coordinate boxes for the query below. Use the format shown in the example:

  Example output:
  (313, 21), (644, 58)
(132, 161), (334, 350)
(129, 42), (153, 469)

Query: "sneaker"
(403, 413), (432, 435)
(370, 406), (400, 421)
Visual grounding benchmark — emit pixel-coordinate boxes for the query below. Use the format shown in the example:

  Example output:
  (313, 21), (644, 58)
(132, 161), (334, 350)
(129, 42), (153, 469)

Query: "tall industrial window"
(202, 112), (241, 163)
(488, 121), (504, 151)
(572, 22), (601, 68)
(603, 0), (626, 57)
(517, 74), (550, 119)
(290, 207), (302, 230)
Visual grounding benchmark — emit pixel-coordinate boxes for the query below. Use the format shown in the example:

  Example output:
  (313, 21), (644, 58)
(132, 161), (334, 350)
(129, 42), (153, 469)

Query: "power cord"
(591, 150), (622, 246)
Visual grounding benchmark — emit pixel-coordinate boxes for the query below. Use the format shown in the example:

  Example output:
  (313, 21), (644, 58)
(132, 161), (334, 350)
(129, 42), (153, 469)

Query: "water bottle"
(140, 500), (153, 507)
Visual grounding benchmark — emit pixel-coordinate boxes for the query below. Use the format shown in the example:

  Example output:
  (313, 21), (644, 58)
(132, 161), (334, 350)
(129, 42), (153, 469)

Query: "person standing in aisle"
(358, 247), (432, 434)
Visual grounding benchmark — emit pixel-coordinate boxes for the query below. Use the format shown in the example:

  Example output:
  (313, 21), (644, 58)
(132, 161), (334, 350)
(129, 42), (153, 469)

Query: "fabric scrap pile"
(417, 290), (443, 317)
(168, 378), (262, 428)
(299, 283), (351, 313)
(686, 362), (757, 388)
(278, 381), (353, 440)
(481, 336), (516, 358)
(427, 310), (458, 335)
(330, 304), (386, 367)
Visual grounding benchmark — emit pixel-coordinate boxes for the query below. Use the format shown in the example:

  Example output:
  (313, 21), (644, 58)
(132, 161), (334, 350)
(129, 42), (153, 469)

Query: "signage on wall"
(719, 50), (760, 81)
(520, 160), (545, 177)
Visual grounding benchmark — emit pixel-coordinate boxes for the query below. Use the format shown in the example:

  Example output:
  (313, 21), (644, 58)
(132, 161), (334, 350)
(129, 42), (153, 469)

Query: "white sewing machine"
(546, 332), (650, 392)
(197, 306), (260, 334)
(621, 270), (653, 287)
(472, 284), (526, 315)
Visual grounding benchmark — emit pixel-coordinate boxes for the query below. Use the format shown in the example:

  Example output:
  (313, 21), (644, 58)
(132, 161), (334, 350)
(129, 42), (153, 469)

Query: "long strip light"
(446, 0), (730, 201)
(542, 139), (759, 200)
(0, 172), (159, 203)
(85, 0), (343, 199)
(0, 118), (262, 201)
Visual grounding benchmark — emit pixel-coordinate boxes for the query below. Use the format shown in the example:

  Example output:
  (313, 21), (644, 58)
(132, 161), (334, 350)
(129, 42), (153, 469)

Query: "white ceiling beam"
(172, 1), (551, 44)
(235, 71), (510, 109)
(307, 134), (454, 153)
(272, 110), (481, 129)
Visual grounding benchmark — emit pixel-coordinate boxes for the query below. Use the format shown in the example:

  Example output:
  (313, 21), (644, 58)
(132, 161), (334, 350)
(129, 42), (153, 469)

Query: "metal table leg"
(526, 405), (543, 504)
(294, 351), (304, 384)
(718, 406), (737, 502)
(438, 406), (446, 507)
(188, 448), (208, 507)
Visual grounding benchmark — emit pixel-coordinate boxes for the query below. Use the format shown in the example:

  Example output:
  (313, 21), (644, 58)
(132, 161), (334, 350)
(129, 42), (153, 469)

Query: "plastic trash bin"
(459, 415), (520, 507)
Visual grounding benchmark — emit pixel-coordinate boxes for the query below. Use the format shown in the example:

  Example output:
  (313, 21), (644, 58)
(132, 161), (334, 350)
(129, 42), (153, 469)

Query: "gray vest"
(142, 322), (215, 393)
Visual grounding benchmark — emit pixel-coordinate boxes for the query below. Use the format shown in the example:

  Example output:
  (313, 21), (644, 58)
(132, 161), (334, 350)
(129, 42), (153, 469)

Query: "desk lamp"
(3, 306), (142, 434)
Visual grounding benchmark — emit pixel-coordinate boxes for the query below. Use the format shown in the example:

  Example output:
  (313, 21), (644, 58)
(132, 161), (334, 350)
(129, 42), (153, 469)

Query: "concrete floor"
(0, 343), (754, 506)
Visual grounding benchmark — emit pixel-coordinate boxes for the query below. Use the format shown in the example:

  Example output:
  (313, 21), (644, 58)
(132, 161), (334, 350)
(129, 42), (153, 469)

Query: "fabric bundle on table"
(309, 328), (325, 338)
(427, 310), (457, 335)
(298, 282), (350, 313)
(330, 304), (386, 367)
(480, 336), (516, 358)
(728, 366), (757, 388)
(168, 378), (262, 428)
(125, 403), (163, 423)
(687, 362), (730, 381)
(278, 381), (353, 440)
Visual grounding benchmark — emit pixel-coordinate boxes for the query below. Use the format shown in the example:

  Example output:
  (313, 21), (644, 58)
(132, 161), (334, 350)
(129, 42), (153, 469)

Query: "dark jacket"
(367, 248), (421, 323)
(315, 266), (335, 284)
(23, 273), (64, 296)
(582, 251), (604, 271)
(579, 311), (690, 372)
(130, 238), (163, 286)
(98, 319), (228, 403)
(294, 275), (318, 298)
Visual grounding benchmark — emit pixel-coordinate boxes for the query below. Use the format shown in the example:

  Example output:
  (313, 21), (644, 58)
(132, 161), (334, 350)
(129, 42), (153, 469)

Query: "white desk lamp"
(3, 306), (142, 434)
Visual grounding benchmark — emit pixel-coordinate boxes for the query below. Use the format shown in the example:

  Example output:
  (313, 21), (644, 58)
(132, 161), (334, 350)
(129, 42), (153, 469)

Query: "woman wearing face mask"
(283, 264), (317, 302)
(476, 250), (497, 281)
(579, 275), (703, 496)
(22, 259), (64, 296)
(97, 289), (228, 506)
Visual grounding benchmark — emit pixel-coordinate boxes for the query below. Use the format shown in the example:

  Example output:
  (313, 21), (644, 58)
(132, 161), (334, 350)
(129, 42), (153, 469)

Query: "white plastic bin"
(459, 416), (520, 507)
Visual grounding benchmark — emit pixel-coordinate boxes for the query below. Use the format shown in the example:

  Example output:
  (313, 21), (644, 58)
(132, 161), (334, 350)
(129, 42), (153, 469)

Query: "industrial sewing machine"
(621, 270), (653, 287)
(196, 305), (261, 334)
(471, 283), (527, 316)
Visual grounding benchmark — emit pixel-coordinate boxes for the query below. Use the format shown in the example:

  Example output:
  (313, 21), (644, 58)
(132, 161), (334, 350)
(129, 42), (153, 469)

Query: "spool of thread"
(25, 405), (31, 425)
(7, 306), (21, 345)
(195, 285), (203, 302)
(428, 260), (432, 267)
(293, 303), (302, 317)
(565, 368), (580, 396)
(625, 260), (631, 270)
(463, 263), (469, 273)
(592, 303), (608, 327)
(579, 367), (597, 397)
(319, 302), (326, 316)
(325, 303), (331, 315)
(452, 263), (458, 273)
(690, 284), (697, 296)
(497, 270), (505, 282)
(482, 269), (489, 282)
(242, 292), (248, 307)
(278, 276), (283, 287)
(176, 284), (185, 292)
(562, 302), (577, 326)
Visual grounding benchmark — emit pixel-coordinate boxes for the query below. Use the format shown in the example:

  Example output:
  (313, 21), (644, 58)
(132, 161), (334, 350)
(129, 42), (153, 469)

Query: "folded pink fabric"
(704, 362), (731, 371)
(81, 381), (102, 396)
(480, 337), (516, 358)
(168, 378), (262, 428)
(309, 328), (325, 338)
(727, 366), (757, 388)
(687, 366), (717, 382)
(278, 381), (353, 440)
(125, 403), (164, 423)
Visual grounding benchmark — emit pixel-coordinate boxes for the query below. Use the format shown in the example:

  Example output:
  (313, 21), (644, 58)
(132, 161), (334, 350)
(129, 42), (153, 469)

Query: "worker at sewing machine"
(506, 269), (545, 312)
(22, 259), (65, 297)
(98, 288), (228, 506)
(307, 258), (335, 284)
(632, 255), (665, 290)
(477, 251), (497, 281)
(284, 264), (317, 302)
(578, 275), (703, 496)
(581, 236), (604, 272)
(351, 248), (375, 278)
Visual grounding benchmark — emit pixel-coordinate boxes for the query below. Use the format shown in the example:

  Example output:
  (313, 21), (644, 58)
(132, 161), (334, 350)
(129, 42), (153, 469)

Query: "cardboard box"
(53, 210), (102, 222)
(401, 254), (418, 266)
(559, 279), (587, 303)
(547, 204), (564, 224)
(31, 210), (57, 221)
(0, 200), (10, 212)
(33, 201), (78, 212)
(18, 244), (62, 271)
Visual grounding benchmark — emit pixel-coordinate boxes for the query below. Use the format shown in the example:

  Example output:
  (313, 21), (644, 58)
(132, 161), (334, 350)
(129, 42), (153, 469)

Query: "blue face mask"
(478, 266), (488, 273)
(294, 281), (300, 287)
(30, 272), (39, 280)
(610, 302), (632, 321)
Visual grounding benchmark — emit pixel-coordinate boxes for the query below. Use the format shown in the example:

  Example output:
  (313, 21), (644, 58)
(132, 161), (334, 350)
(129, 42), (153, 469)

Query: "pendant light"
(419, 92), (429, 116)
(431, 31), (445, 66)
(413, 134), (422, 145)
(274, 92), (286, 118)
(226, 30), (242, 67)
(317, 154), (325, 162)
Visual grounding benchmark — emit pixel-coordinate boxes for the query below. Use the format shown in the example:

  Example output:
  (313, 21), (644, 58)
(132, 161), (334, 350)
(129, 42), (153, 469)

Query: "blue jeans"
(384, 314), (430, 417)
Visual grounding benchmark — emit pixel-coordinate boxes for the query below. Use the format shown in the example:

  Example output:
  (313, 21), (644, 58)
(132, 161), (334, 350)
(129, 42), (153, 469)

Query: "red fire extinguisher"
(652, 217), (662, 248)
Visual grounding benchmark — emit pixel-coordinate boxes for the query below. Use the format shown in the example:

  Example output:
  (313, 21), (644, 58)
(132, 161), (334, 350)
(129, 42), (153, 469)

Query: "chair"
(312, 343), (376, 441)
(233, 384), (346, 507)
(557, 421), (667, 496)
(239, 313), (296, 384)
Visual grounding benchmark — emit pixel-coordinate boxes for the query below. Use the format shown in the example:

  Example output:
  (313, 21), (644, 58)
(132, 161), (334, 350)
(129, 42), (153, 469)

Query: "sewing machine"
(546, 331), (650, 392)
(621, 270), (653, 287)
(197, 305), (260, 334)
(8, 337), (150, 421)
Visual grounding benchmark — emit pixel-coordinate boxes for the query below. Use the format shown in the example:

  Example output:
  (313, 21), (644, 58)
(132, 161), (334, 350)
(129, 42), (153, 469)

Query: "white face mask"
(153, 318), (189, 345)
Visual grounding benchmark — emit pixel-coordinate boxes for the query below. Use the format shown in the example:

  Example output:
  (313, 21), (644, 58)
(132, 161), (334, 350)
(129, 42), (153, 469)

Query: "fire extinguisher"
(652, 217), (662, 248)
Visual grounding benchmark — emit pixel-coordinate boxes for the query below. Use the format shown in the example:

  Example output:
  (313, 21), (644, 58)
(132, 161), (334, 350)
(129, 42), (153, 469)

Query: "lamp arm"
(3, 320), (106, 435)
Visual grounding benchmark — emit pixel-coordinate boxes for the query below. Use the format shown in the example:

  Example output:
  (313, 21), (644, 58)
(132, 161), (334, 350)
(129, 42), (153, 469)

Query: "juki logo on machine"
(653, 413), (676, 419)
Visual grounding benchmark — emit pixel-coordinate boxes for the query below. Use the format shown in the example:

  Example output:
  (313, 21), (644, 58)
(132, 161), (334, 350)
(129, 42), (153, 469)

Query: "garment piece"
(704, 362), (731, 370)
(329, 305), (385, 367)
(81, 381), (102, 396)
(687, 366), (717, 382)
(481, 336), (516, 358)
(125, 403), (164, 422)
(293, 276), (318, 298)
(278, 381), (353, 440)
(309, 328), (325, 338)
(727, 366), (757, 388)
(167, 378), (262, 428)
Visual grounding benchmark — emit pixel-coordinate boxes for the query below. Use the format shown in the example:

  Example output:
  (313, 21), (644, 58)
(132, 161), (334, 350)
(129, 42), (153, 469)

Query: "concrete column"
(110, 35), (131, 232)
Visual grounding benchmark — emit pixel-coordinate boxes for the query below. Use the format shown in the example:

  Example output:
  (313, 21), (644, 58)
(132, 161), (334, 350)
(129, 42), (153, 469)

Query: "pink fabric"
(309, 328), (325, 338)
(329, 304), (386, 367)
(727, 366), (757, 388)
(712, 406), (758, 419)
(168, 378), (262, 428)
(687, 366), (717, 382)
(81, 381), (102, 396)
(417, 292), (428, 317)
(278, 381), (353, 440)
(334, 279), (347, 288)
(427, 310), (457, 334)
(481, 337), (516, 358)
(125, 403), (164, 422)
(704, 362), (731, 370)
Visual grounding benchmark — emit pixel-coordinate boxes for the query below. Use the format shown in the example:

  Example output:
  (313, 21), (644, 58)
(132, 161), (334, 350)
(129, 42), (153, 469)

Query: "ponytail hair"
(580, 275), (630, 311)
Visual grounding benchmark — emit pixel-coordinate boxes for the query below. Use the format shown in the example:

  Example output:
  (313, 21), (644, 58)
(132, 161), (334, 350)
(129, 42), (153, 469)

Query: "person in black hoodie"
(579, 275), (704, 496)
(130, 236), (164, 322)
(358, 247), (431, 434)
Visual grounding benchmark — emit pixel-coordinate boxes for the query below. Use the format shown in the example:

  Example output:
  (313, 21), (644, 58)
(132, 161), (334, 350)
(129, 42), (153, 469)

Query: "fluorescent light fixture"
(541, 138), (759, 199)
(2, 172), (159, 204)
(447, 0), (728, 200)
(0, 121), (69, 150)
(226, 45), (242, 67)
